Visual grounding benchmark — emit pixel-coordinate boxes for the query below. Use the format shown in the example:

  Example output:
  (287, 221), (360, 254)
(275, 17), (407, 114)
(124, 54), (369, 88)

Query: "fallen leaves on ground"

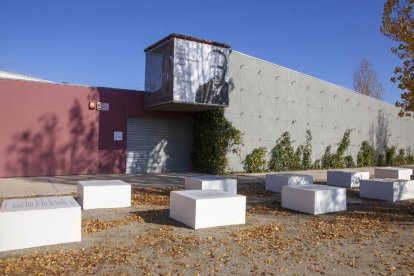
(0, 244), (134, 275)
(247, 203), (293, 216)
(131, 187), (180, 206)
(238, 186), (273, 197)
(82, 214), (144, 235)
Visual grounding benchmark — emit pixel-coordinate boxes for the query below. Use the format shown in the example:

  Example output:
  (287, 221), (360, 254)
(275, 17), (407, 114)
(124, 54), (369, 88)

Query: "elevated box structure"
(327, 170), (369, 188)
(360, 179), (414, 202)
(144, 34), (231, 111)
(170, 189), (245, 229)
(265, 173), (313, 193)
(185, 175), (237, 193)
(281, 184), (346, 215)
(77, 180), (131, 210)
(0, 196), (81, 252)
(374, 167), (412, 180)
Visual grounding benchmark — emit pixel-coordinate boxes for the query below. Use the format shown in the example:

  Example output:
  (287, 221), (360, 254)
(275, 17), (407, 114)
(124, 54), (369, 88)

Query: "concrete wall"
(0, 79), (192, 177)
(225, 51), (414, 171)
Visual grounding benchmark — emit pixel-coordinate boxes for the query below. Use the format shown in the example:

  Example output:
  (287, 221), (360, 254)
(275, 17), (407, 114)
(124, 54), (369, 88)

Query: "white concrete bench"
(374, 167), (412, 180)
(170, 189), (245, 229)
(184, 175), (237, 194)
(265, 173), (313, 193)
(327, 170), (369, 188)
(0, 196), (81, 252)
(77, 180), (131, 210)
(360, 179), (414, 202)
(281, 184), (346, 215)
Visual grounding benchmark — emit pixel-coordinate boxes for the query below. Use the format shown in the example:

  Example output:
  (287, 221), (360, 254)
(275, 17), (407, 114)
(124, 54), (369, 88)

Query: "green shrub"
(192, 109), (243, 174)
(334, 129), (352, 168)
(268, 131), (296, 171)
(321, 145), (335, 169)
(321, 129), (352, 169)
(243, 147), (267, 173)
(292, 145), (304, 170)
(385, 146), (396, 166)
(406, 147), (414, 164)
(395, 148), (407, 165)
(312, 159), (322, 169)
(345, 155), (356, 168)
(357, 141), (375, 167)
(302, 130), (313, 169)
(376, 153), (385, 166)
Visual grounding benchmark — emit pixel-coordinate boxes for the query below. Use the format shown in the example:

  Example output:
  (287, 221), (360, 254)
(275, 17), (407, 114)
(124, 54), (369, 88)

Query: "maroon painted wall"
(0, 79), (193, 177)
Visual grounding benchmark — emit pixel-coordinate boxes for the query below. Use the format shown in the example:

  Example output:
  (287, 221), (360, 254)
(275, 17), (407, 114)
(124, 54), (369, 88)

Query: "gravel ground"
(0, 181), (413, 275)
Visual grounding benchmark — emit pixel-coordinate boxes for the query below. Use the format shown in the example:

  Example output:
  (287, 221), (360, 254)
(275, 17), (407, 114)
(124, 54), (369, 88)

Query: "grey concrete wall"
(225, 51), (414, 171)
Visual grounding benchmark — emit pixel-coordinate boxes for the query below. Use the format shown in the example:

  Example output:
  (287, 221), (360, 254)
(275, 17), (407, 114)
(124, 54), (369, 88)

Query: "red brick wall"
(0, 79), (192, 177)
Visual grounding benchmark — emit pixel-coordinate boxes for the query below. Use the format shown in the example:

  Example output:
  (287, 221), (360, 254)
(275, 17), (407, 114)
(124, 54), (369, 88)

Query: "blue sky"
(0, 0), (402, 105)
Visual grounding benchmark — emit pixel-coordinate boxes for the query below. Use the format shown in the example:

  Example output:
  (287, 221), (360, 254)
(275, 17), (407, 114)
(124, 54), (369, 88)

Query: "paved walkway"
(0, 168), (376, 198)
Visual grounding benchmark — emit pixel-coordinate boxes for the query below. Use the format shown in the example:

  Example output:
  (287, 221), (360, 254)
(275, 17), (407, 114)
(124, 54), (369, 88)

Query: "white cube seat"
(185, 175), (237, 193)
(281, 184), (346, 215)
(265, 173), (313, 193)
(327, 170), (369, 188)
(360, 179), (414, 202)
(374, 167), (412, 180)
(0, 196), (81, 252)
(170, 189), (246, 229)
(77, 180), (131, 210)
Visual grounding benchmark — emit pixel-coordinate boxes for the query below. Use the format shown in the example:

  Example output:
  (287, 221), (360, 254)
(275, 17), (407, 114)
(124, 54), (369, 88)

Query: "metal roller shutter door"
(126, 118), (194, 173)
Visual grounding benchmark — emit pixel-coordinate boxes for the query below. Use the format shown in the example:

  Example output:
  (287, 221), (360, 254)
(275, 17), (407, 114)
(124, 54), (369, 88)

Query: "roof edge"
(144, 33), (231, 52)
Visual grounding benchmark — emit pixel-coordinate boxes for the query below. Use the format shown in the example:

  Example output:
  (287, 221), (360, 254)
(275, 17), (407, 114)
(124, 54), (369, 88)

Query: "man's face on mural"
(208, 52), (226, 87)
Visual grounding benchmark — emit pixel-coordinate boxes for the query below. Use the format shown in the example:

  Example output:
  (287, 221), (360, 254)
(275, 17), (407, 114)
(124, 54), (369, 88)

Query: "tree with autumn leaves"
(381, 0), (414, 116)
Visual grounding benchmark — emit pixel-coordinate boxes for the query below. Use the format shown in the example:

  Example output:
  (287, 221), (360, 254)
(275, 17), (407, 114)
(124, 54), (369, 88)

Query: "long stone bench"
(77, 180), (131, 210)
(170, 189), (245, 229)
(184, 175), (237, 194)
(327, 170), (369, 188)
(374, 167), (412, 180)
(265, 173), (313, 193)
(281, 184), (346, 215)
(0, 196), (81, 252)
(360, 179), (414, 202)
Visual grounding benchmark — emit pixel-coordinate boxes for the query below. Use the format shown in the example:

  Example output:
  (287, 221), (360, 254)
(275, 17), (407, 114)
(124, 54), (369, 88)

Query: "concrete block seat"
(77, 180), (131, 210)
(360, 179), (414, 202)
(281, 184), (346, 215)
(327, 170), (369, 188)
(170, 189), (246, 229)
(265, 173), (313, 193)
(0, 196), (81, 252)
(374, 167), (412, 180)
(185, 175), (237, 193)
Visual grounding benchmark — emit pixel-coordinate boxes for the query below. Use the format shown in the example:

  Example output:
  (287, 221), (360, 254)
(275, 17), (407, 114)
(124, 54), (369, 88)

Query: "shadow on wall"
(369, 109), (390, 156)
(5, 98), (125, 177)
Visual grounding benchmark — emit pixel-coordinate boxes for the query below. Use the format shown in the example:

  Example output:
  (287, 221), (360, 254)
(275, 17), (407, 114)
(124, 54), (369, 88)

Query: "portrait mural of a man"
(195, 49), (229, 105)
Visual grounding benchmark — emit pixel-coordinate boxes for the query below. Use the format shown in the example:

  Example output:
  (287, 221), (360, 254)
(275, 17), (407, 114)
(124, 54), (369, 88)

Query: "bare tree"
(353, 56), (384, 100)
